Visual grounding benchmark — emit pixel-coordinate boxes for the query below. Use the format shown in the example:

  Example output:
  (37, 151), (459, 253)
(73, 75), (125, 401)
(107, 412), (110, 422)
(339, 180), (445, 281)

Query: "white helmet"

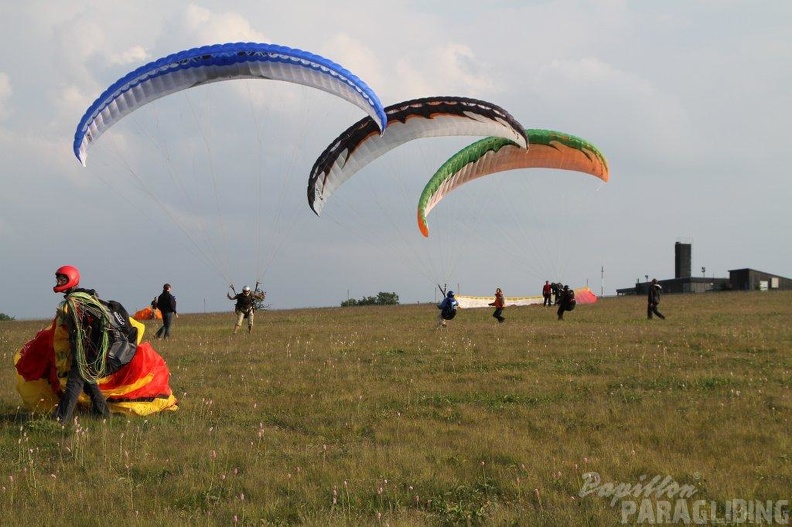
(242, 286), (251, 292)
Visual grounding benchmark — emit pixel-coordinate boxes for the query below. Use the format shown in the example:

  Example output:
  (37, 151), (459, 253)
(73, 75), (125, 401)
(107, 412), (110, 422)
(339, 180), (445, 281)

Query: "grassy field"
(1, 291), (790, 526)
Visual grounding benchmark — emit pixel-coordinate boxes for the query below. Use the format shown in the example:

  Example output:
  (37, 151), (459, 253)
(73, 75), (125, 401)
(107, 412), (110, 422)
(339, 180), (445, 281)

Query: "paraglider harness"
(551, 282), (564, 305)
(60, 290), (138, 383)
(436, 284), (457, 320)
(562, 288), (577, 311)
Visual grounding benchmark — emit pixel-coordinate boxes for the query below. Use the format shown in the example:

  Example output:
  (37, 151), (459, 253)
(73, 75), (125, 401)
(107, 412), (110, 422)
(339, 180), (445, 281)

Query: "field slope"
(1, 291), (790, 525)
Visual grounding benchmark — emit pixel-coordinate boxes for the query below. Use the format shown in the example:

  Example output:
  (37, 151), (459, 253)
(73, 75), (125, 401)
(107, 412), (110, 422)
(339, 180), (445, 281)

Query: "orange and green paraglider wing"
(417, 129), (609, 237)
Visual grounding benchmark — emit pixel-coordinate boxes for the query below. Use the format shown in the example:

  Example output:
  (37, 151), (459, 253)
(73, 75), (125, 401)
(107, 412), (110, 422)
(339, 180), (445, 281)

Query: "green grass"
(1, 291), (790, 526)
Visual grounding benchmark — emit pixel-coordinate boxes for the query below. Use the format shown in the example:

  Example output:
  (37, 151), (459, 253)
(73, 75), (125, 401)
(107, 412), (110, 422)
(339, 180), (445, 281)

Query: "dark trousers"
(156, 312), (174, 338)
(492, 308), (504, 322)
(647, 303), (665, 319)
(54, 360), (110, 423)
(543, 294), (551, 306)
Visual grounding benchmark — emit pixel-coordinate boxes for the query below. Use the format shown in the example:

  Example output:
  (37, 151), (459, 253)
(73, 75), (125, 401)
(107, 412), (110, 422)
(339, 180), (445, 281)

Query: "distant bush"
(0, 313), (15, 321)
(341, 292), (399, 307)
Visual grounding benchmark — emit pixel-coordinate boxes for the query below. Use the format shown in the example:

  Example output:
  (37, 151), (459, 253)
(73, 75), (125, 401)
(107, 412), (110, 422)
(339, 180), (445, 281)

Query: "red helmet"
(54, 265), (80, 293)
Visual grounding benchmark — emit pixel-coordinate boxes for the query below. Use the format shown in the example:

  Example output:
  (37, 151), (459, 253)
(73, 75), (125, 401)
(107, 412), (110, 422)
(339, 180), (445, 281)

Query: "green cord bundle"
(62, 292), (112, 383)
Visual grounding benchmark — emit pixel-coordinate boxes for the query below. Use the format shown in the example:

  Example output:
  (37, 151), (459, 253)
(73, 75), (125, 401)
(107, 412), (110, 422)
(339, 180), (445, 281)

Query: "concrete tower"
(675, 241), (692, 279)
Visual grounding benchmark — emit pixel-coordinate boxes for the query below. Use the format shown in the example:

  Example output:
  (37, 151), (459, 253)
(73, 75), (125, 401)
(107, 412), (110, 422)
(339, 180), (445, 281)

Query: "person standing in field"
(489, 287), (506, 323)
(155, 283), (178, 339)
(647, 279), (666, 320)
(542, 280), (553, 307)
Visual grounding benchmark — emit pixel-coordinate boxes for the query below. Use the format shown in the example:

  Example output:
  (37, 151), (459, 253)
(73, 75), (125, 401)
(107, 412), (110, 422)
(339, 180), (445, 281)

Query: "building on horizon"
(616, 241), (791, 295)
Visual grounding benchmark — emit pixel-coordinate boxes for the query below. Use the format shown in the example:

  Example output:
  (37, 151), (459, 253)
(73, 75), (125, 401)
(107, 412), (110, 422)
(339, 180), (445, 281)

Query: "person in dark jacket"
(436, 290), (459, 328)
(647, 279), (666, 320)
(557, 285), (576, 320)
(155, 283), (178, 339)
(227, 285), (265, 334)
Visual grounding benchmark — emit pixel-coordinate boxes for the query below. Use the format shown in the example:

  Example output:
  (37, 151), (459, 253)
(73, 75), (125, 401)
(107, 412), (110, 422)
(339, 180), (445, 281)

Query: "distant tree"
(376, 292), (399, 305)
(341, 292), (399, 307)
(0, 313), (15, 321)
(254, 297), (268, 311)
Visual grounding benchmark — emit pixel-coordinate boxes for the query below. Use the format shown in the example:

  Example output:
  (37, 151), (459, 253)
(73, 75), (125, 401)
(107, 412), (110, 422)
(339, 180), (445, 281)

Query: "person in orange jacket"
(489, 287), (506, 323)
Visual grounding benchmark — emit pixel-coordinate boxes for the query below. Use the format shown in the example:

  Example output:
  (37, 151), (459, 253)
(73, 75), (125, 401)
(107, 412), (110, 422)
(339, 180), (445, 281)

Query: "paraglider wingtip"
(417, 213), (429, 238)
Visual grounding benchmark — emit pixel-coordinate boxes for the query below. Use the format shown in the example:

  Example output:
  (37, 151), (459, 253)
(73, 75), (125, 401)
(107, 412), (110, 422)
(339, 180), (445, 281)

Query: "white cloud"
(167, 4), (268, 46)
(106, 45), (150, 67)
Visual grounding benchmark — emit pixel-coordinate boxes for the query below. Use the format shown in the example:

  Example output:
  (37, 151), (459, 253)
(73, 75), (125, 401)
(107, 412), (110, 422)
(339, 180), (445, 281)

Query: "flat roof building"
(616, 242), (791, 295)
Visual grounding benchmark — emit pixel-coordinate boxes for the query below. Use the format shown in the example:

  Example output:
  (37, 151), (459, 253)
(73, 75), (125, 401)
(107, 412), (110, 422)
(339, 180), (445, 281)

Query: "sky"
(1, 1), (790, 320)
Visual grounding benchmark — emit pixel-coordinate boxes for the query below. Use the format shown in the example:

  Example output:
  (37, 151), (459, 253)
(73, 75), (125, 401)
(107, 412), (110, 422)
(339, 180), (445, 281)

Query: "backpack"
(66, 292), (138, 377)
(565, 290), (577, 311)
(439, 298), (457, 320)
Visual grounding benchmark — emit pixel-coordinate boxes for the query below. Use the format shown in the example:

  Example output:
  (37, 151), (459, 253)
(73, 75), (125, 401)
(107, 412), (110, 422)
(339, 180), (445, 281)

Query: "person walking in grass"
(489, 287), (506, 323)
(647, 278), (666, 320)
(51, 266), (137, 423)
(155, 283), (178, 339)
(227, 285), (266, 334)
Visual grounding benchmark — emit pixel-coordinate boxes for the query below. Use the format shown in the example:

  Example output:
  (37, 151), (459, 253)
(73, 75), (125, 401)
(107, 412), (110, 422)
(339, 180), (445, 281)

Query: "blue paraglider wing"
(74, 42), (387, 166)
